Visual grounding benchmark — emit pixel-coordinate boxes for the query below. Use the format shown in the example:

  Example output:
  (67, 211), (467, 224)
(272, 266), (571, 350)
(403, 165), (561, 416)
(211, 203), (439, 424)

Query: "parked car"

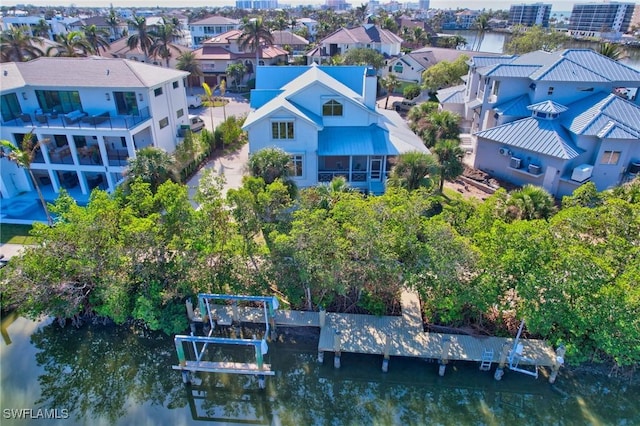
(392, 100), (417, 112)
(187, 95), (202, 109)
(188, 115), (205, 132)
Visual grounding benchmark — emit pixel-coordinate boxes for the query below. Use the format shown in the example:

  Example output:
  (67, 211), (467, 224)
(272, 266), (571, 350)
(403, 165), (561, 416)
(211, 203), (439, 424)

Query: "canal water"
(1, 314), (639, 425)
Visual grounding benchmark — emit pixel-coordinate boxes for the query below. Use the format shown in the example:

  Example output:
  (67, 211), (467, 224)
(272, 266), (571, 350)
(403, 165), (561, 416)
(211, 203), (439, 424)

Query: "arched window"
(322, 99), (343, 116)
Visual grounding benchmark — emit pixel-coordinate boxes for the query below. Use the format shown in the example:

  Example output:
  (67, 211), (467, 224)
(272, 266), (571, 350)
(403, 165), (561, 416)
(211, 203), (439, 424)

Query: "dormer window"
(548, 87), (554, 95)
(322, 99), (343, 116)
(394, 63), (403, 73)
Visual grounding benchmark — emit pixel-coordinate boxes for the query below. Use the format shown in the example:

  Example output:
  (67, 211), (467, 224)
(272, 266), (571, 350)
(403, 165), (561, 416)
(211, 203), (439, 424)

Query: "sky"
(2, 0), (623, 13)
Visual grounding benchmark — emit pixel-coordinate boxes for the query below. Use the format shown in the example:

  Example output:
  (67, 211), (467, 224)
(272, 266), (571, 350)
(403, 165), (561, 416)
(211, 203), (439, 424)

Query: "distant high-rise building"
(509, 3), (552, 27)
(236, 0), (278, 9)
(325, 0), (350, 11)
(419, 0), (430, 11)
(569, 2), (635, 39)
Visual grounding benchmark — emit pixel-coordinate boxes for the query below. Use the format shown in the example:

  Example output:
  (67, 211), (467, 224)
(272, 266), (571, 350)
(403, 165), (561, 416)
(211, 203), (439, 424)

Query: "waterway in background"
(1, 314), (639, 425)
(449, 30), (640, 71)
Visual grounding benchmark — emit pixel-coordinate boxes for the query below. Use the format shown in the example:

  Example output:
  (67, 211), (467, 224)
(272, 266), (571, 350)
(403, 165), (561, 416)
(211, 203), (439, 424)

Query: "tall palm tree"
(149, 20), (181, 67)
(0, 133), (53, 226)
(0, 27), (44, 62)
(416, 110), (461, 148)
(82, 24), (111, 55)
(387, 151), (439, 191)
(226, 62), (247, 92)
(432, 139), (464, 193)
(127, 15), (154, 62)
(105, 6), (121, 40)
(32, 19), (50, 38)
(380, 74), (399, 109)
(176, 51), (203, 95)
(202, 82), (217, 142)
(238, 17), (274, 73)
(47, 31), (92, 57)
(473, 14), (490, 51)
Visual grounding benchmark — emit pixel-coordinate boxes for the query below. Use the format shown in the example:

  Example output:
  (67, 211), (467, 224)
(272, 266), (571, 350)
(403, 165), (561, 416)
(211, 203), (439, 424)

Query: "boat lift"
(507, 319), (539, 379)
(173, 294), (279, 388)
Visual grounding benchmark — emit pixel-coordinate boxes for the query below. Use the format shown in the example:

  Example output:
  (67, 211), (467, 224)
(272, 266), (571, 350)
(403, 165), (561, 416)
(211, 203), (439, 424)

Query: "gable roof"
(493, 94), (531, 117)
(436, 84), (466, 104)
(475, 117), (581, 159)
(564, 92), (640, 139)
(319, 25), (402, 45)
(271, 31), (309, 46)
(527, 100), (568, 114)
(190, 16), (240, 26)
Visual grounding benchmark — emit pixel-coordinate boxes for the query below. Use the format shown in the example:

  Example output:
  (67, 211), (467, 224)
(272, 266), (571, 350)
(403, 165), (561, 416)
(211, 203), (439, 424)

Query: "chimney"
(363, 67), (377, 110)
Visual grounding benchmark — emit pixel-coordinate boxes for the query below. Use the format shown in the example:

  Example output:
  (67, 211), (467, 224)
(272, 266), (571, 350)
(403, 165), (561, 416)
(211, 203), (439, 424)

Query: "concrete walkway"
(0, 243), (25, 260)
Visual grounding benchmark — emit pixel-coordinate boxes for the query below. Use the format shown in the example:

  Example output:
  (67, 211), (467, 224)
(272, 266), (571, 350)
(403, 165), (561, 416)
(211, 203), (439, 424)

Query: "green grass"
(0, 224), (36, 244)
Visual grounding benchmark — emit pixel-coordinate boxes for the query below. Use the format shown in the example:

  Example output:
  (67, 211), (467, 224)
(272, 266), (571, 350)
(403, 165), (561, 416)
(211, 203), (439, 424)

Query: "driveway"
(186, 93), (251, 206)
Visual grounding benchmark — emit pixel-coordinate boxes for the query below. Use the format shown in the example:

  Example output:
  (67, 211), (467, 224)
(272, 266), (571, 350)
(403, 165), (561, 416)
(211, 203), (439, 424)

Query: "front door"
(370, 158), (382, 182)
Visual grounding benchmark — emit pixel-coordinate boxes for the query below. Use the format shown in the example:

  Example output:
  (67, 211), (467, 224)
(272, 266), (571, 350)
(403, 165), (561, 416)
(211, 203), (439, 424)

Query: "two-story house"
(438, 49), (640, 197)
(0, 57), (190, 223)
(242, 65), (429, 194)
(189, 16), (240, 49)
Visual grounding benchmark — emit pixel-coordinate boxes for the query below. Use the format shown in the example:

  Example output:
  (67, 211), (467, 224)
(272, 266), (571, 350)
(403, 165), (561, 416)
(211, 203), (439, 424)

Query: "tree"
(82, 24), (111, 55)
(599, 42), (623, 61)
(226, 62), (247, 92)
(238, 17), (274, 72)
(201, 82), (217, 141)
(503, 184), (556, 221)
(355, 3), (369, 24)
(0, 26), (44, 62)
(105, 6), (121, 40)
(47, 31), (92, 57)
(342, 47), (385, 70)
(125, 147), (177, 193)
(127, 15), (154, 62)
(32, 19), (50, 38)
(473, 14), (490, 51)
(219, 79), (227, 120)
(387, 151), (439, 191)
(0, 133), (53, 226)
(176, 52), (203, 95)
(149, 19), (181, 67)
(432, 139), (464, 193)
(248, 147), (291, 184)
(413, 110), (461, 148)
(421, 55), (469, 93)
(505, 25), (569, 54)
(403, 84), (421, 100)
(380, 74), (399, 109)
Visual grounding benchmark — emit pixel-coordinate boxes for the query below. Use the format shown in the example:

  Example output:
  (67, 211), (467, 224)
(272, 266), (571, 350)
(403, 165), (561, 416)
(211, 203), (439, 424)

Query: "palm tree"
(387, 151), (439, 191)
(238, 17), (274, 74)
(82, 24), (111, 55)
(202, 82), (217, 142)
(127, 15), (154, 62)
(0, 133), (53, 226)
(504, 184), (556, 221)
(176, 51), (203, 95)
(473, 14), (490, 51)
(125, 146), (177, 193)
(47, 31), (93, 57)
(0, 27), (44, 62)
(355, 3), (369, 24)
(219, 79), (227, 120)
(32, 19), (50, 38)
(432, 139), (464, 193)
(411, 26), (428, 48)
(380, 74), (399, 109)
(105, 6), (121, 40)
(599, 42), (623, 61)
(416, 110), (461, 148)
(226, 62), (247, 92)
(149, 20), (181, 67)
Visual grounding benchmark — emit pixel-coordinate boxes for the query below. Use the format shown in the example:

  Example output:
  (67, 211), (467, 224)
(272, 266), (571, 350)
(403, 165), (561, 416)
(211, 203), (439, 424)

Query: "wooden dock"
(206, 290), (560, 379)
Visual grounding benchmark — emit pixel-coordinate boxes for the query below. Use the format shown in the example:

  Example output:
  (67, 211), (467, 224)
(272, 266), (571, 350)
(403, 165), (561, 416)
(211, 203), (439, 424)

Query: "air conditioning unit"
(629, 161), (640, 175)
(528, 164), (542, 175)
(510, 157), (522, 169)
(571, 164), (593, 182)
(499, 147), (511, 156)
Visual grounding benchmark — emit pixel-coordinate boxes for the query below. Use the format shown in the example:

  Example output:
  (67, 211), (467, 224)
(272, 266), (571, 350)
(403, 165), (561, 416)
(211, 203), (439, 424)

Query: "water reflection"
(1, 318), (639, 425)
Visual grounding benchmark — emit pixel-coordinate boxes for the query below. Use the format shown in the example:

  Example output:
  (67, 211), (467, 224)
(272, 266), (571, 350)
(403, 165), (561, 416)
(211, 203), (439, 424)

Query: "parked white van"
(188, 115), (205, 132)
(187, 95), (202, 109)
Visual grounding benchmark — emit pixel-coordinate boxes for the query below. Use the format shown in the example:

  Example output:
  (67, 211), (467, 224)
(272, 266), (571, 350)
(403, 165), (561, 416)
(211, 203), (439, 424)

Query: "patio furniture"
(19, 114), (33, 124)
(81, 111), (110, 125)
(63, 110), (86, 124)
(35, 114), (48, 124)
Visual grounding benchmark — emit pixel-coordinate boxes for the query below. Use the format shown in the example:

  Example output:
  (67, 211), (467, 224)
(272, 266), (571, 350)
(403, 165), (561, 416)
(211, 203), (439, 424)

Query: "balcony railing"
(318, 170), (368, 183)
(3, 107), (151, 130)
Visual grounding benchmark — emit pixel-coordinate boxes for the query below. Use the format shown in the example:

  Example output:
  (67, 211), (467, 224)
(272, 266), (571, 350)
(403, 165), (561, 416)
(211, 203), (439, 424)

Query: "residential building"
(103, 37), (191, 68)
(271, 31), (310, 55)
(437, 49), (640, 197)
(2, 15), (76, 40)
(189, 16), (241, 48)
(192, 30), (288, 87)
(0, 57), (190, 222)
(569, 2), (635, 39)
(236, 0), (279, 9)
(456, 9), (481, 30)
(385, 47), (481, 85)
(508, 3), (552, 28)
(306, 24), (403, 65)
(68, 15), (128, 41)
(242, 65), (429, 194)
(296, 18), (318, 40)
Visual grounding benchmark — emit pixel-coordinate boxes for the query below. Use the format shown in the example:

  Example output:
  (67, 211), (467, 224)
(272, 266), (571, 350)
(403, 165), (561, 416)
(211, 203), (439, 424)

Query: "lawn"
(1, 224), (36, 244)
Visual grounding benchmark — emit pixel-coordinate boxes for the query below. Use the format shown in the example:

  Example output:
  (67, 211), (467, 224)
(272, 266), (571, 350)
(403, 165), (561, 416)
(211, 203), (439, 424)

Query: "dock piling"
(549, 345), (566, 384)
(494, 343), (511, 381)
(333, 330), (342, 369)
(382, 334), (391, 373)
(438, 337), (451, 376)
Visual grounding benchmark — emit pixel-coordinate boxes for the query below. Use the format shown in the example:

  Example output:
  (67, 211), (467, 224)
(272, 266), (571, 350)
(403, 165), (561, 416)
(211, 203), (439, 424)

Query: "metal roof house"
(242, 65), (429, 194)
(438, 48), (640, 197)
(0, 57), (190, 224)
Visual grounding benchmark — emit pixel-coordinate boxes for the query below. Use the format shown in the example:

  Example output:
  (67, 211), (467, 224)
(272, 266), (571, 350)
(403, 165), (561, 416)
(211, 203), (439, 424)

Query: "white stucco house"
(0, 57), (190, 223)
(438, 49), (640, 197)
(242, 65), (429, 194)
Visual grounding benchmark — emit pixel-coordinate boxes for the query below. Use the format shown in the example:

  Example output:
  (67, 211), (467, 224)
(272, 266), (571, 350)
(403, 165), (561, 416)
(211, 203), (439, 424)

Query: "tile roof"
(436, 84), (465, 104)
(320, 25), (403, 45)
(475, 117), (581, 159)
(0, 63), (26, 91)
(1, 57), (187, 89)
(271, 31), (309, 46)
(191, 16), (240, 25)
(527, 100), (568, 114)
(564, 92), (640, 139)
(493, 94), (531, 117)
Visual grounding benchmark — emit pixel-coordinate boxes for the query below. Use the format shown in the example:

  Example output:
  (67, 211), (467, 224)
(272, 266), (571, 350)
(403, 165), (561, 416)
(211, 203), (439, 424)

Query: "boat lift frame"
(507, 320), (539, 378)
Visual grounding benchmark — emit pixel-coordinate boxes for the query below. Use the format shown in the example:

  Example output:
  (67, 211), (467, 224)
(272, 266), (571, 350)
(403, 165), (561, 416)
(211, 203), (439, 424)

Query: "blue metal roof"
(470, 55), (515, 69)
(527, 100), (568, 114)
(485, 64), (540, 78)
(475, 117), (581, 159)
(318, 125), (393, 156)
(494, 95), (531, 117)
(436, 84), (465, 104)
(564, 92), (640, 139)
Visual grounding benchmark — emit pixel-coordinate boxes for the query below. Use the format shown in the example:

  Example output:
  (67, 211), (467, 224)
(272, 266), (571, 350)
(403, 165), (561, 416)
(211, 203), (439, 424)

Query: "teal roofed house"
(242, 65), (429, 194)
(438, 49), (640, 197)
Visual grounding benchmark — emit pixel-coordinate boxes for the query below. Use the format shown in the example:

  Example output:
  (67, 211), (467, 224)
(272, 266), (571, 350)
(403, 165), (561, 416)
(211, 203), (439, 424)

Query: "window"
(73, 135), (87, 148)
(548, 86), (554, 95)
(1, 93), (22, 122)
(154, 87), (163, 97)
(393, 63), (404, 73)
(271, 121), (294, 139)
(35, 90), (81, 113)
(601, 150), (621, 165)
(114, 92), (139, 115)
(322, 100), (343, 116)
(289, 155), (303, 177)
(491, 80), (500, 96)
(173, 81), (179, 89)
(177, 108), (184, 118)
(159, 117), (169, 129)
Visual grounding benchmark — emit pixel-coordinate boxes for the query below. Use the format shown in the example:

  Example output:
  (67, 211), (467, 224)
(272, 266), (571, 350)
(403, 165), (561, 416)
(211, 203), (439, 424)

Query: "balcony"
(3, 107), (151, 131)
